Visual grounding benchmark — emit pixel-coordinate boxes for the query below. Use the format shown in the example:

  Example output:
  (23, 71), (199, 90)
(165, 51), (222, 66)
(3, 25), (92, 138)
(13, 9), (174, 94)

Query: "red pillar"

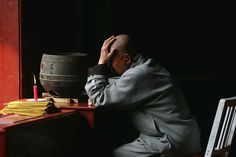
(0, 0), (21, 108)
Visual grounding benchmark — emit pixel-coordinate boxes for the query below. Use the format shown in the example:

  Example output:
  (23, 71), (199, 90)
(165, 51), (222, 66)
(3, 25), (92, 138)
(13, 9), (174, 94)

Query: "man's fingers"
(105, 35), (115, 43)
(103, 35), (116, 47)
(102, 36), (116, 54)
(107, 37), (116, 46)
(107, 48), (116, 60)
(99, 35), (116, 64)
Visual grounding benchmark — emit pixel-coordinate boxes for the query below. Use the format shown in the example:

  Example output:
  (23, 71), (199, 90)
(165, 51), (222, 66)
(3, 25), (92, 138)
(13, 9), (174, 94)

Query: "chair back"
(204, 96), (236, 157)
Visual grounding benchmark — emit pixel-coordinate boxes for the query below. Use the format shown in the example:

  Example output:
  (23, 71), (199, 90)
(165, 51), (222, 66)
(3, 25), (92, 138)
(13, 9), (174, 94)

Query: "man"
(85, 34), (201, 157)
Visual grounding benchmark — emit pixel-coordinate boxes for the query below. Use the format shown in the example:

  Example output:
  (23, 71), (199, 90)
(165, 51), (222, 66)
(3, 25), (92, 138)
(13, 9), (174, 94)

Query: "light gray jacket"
(85, 54), (201, 155)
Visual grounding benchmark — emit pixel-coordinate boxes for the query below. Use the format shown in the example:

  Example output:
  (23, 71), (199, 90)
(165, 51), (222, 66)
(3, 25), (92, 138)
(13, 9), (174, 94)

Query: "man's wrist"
(88, 64), (109, 76)
(98, 59), (106, 64)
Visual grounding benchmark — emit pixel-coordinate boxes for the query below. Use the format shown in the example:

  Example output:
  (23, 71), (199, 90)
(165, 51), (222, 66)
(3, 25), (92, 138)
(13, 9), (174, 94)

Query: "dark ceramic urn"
(39, 52), (88, 98)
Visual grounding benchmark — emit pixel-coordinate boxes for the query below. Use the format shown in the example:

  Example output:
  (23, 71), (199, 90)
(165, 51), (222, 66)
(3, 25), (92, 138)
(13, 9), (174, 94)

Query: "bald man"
(85, 34), (201, 157)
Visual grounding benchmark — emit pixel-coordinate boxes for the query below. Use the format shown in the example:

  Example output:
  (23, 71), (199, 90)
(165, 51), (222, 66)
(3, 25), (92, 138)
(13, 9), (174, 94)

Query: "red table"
(0, 101), (134, 157)
(54, 102), (96, 128)
(0, 102), (96, 157)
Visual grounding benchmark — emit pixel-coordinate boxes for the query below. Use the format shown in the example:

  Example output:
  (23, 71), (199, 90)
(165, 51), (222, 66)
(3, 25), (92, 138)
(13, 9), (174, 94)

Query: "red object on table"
(33, 74), (38, 101)
(33, 85), (38, 101)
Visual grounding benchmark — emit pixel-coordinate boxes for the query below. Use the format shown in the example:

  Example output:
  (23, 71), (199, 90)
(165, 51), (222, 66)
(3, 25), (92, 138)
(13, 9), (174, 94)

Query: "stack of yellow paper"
(0, 100), (59, 117)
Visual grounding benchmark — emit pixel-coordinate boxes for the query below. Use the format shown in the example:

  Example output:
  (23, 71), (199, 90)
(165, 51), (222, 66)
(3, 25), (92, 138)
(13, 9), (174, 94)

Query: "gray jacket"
(85, 54), (201, 155)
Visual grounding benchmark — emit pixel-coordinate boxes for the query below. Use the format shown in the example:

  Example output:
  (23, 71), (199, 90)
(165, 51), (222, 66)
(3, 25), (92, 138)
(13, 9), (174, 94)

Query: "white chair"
(204, 96), (236, 157)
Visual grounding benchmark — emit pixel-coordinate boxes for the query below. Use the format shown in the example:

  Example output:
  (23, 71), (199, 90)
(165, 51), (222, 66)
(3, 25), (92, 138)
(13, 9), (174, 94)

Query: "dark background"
(21, 0), (236, 155)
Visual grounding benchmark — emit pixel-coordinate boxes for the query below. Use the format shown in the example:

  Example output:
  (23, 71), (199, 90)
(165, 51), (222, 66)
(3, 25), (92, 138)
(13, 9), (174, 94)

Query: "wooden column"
(0, 0), (21, 107)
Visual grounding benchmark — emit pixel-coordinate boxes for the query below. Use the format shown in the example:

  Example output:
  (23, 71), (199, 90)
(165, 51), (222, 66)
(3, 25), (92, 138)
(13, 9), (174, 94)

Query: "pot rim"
(43, 52), (88, 56)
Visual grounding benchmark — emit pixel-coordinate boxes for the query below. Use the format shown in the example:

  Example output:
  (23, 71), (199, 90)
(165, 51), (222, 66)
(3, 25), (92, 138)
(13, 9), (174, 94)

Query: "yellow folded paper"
(7, 101), (50, 107)
(0, 100), (59, 117)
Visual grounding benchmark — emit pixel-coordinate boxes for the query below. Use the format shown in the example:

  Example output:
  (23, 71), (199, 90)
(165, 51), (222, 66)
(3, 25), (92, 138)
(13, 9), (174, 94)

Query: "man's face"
(110, 51), (129, 76)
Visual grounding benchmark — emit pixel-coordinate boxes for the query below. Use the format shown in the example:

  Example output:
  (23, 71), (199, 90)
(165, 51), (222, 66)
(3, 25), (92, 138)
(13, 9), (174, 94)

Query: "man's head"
(109, 34), (136, 75)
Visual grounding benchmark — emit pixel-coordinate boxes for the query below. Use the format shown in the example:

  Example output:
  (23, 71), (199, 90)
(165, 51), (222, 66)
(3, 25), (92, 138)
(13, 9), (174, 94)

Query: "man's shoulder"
(124, 60), (158, 78)
(125, 62), (170, 85)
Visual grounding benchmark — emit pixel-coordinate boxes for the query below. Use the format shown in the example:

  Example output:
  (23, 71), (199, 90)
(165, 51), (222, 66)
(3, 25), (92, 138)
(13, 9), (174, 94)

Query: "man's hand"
(98, 35), (116, 64)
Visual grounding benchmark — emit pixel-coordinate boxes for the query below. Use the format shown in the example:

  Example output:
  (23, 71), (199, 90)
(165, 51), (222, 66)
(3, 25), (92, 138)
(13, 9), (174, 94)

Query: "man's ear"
(123, 53), (131, 65)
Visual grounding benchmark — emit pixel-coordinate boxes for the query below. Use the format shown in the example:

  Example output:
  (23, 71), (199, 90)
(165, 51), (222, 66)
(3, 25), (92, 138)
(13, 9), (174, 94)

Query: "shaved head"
(111, 34), (136, 58)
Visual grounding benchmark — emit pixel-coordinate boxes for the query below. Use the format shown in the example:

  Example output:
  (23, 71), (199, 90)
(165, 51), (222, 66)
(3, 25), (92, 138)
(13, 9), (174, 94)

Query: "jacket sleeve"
(84, 64), (172, 110)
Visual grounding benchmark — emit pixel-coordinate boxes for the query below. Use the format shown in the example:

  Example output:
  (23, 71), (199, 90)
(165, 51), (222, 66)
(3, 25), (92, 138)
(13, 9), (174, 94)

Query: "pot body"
(39, 52), (88, 98)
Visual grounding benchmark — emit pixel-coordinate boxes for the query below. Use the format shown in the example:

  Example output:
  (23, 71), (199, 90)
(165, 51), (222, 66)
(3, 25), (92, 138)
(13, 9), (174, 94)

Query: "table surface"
(0, 109), (78, 131)
(55, 102), (96, 110)
(0, 100), (95, 130)
(0, 100), (99, 157)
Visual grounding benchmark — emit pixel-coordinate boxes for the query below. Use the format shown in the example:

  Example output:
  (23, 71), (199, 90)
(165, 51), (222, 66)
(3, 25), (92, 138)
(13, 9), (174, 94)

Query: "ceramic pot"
(39, 52), (88, 98)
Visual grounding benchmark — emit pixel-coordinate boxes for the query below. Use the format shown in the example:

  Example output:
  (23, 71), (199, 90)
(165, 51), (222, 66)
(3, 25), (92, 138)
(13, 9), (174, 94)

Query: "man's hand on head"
(98, 35), (116, 65)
